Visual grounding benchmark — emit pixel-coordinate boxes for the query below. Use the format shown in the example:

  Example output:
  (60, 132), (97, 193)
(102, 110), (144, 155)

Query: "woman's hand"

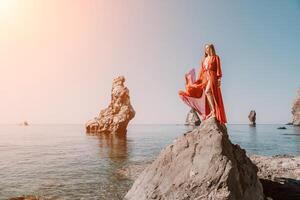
(217, 79), (221, 87)
(187, 83), (192, 88)
(189, 83), (198, 88)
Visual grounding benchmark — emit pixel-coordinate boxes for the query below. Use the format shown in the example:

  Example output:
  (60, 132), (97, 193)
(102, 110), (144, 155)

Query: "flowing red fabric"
(178, 55), (227, 124)
(178, 68), (207, 120)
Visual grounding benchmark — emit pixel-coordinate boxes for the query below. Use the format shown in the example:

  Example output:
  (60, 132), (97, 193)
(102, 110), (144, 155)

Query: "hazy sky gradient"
(0, 0), (299, 124)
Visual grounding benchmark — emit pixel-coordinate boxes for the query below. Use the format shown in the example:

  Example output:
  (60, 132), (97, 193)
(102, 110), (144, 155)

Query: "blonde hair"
(204, 43), (216, 57)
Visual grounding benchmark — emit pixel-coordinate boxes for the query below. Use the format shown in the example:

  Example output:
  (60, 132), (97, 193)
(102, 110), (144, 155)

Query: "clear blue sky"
(0, 0), (299, 124)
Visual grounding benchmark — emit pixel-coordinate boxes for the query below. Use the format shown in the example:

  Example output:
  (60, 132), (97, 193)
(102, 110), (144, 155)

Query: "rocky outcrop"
(185, 108), (201, 126)
(250, 155), (300, 182)
(248, 110), (256, 126)
(292, 88), (300, 126)
(121, 154), (300, 200)
(125, 118), (264, 200)
(250, 155), (300, 200)
(86, 76), (135, 135)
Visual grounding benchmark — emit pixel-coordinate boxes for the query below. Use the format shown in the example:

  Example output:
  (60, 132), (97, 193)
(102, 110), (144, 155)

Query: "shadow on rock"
(261, 178), (300, 200)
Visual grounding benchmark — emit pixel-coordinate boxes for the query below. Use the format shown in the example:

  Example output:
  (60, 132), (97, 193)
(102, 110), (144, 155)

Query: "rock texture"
(248, 110), (256, 126)
(86, 76), (135, 135)
(125, 117), (264, 200)
(250, 155), (300, 200)
(185, 108), (201, 126)
(121, 155), (300, 200)
(9, 196), (39, 200)
(292, 88), (300, 126)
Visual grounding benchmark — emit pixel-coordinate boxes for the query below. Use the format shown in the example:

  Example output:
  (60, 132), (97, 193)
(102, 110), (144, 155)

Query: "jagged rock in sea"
(292, 88), (300, 126)
(185, 108), (201, 126)
(86, 76), (135, 135)
(125, 117), (264, 200)
(248, 110), (256, 126)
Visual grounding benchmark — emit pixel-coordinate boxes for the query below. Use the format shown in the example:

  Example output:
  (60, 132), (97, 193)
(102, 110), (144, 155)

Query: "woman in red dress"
(178, 44), (227, 124)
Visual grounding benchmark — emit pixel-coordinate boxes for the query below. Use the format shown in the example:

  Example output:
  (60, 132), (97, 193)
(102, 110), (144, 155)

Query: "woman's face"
(205, 45), (210, 55)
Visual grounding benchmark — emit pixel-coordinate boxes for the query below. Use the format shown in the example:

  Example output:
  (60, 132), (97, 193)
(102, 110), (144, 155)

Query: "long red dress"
(178, 55), (227, 124)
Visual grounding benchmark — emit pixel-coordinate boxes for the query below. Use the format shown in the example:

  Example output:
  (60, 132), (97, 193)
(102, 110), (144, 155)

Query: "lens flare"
(0, 0), (19, 20)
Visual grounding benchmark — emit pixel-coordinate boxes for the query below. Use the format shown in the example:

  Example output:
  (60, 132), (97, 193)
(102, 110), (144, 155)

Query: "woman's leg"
(205, 80), (216, 119)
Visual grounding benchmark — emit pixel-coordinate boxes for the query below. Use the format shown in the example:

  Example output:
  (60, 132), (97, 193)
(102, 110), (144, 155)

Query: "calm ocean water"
(0, 124), (300, 199)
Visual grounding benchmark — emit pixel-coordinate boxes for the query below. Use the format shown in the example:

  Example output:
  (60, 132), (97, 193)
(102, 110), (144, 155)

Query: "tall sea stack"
(86, 76), (135, 135)
(292, 88), (300, 126)
(185, 108), (201, 126)
(248, 110), (256, 126)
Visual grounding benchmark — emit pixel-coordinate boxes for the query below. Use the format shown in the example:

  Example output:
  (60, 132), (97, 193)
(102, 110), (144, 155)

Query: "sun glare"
(0, 0), (19, 20)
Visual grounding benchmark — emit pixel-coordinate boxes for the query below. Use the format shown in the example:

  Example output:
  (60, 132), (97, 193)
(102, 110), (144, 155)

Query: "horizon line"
(0, 122), (293, 125)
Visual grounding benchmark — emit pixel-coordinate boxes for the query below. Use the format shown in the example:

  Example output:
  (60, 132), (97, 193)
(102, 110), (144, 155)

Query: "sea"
(0, 124), (300, 200)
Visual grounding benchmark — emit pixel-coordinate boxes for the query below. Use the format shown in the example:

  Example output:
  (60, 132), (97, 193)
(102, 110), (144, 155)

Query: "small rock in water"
(19, 121), (29, 126)
(277, 126), (287, 129)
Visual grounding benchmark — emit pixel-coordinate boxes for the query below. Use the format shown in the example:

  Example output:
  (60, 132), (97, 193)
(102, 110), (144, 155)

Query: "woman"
(178, 44), (227, 124)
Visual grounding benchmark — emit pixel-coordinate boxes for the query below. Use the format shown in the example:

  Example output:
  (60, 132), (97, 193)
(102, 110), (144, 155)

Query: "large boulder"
(86, 76), (135, 135)
(292, 88), (300, 126)
(185, 108), (201, 126)
(248, 110), (256, 126)
(125, 117), (264, 200)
